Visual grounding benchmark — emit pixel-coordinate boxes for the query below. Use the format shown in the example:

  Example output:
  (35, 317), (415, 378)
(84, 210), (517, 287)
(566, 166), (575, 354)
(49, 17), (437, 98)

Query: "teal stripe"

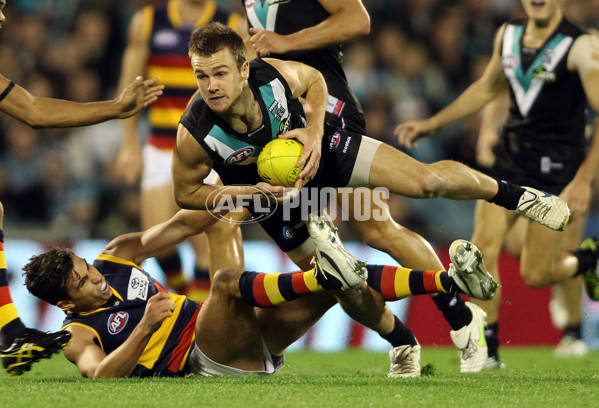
(258, 82), (281, 141)
(513, 27), (567, 92)
(208, 125), (261, 157)
(252, 2), (269, 28)
(511, 25), (532, 92)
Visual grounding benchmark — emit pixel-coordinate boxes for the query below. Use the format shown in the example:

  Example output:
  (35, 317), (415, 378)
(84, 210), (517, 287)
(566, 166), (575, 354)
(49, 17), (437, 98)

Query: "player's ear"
(241, 60), (250, 80)
(57, 300), (76, 313)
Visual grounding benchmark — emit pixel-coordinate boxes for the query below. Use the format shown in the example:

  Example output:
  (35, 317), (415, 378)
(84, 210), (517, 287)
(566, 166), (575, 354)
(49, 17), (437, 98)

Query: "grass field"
(1, 347), (597, 408)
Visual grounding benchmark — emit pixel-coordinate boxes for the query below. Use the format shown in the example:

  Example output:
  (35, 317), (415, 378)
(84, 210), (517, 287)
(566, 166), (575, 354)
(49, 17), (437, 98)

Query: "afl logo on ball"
(107, 311), (129, 335)
(328, 132), (341, 151)
(225, 147), (255, 164)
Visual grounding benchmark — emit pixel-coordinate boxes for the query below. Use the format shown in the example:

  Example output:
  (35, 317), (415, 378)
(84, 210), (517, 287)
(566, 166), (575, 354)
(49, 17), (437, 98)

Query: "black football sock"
(381, 316), (418, 347)
(487, 179), (525, 210)
(430, 293), (472, 331)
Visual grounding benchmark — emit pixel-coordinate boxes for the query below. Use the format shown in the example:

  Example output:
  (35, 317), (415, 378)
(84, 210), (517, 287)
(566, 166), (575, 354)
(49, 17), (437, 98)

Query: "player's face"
(64, 255), (113, 312)
(521, 0), (561, 25)
(0, 0), (6, 30)
(191, 48), (249, 114)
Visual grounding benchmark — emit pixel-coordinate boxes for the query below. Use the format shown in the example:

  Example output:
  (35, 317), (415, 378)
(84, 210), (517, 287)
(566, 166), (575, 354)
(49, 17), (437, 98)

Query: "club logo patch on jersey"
(269, 99), (287, 121)
(532, 66), (556, 83)
(128, 269), (149, 301)
(153, 29), (180, 49)
(245, 0), (256, 7)
(225, 147), (255, 164)
(328, 132), (341, 151)
(502, 54), (519, 70)
(107, 311), (129, 335)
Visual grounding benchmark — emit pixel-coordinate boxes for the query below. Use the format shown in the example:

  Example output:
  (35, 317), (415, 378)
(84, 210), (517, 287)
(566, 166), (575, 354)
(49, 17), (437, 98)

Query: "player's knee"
(211, 268), (242, 291)
(356, 222), (386, 250)
(520, 269), (546, 287)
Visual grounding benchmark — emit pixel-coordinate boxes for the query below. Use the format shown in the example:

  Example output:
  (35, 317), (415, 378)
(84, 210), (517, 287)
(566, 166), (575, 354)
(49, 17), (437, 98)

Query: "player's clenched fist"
(140, 292), (175, 333)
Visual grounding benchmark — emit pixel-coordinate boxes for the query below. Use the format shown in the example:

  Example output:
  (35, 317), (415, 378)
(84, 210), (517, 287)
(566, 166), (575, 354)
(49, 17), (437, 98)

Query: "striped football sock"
(0, 230), (26, 346)
(238, 270), (323, 307)
(366, 264), (452, 300)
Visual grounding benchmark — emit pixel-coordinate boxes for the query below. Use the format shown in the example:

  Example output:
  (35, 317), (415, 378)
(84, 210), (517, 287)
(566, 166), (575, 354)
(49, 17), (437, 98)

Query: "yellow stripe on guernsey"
(304, 270), (321, 291)
(0, 247), (12, 328)
(146, 66), (197, 88)
(394, 267), (411, 299)
(97, 254), (142, 269)
(138, 292), (186, 370)
(434, 271), (445, 293)
(0, 304), (20, 328)
(227, 13), (241, 33)
(149, 107), (188, 129)
(264, 273), (285, 305)
(61, 322), (104, 350)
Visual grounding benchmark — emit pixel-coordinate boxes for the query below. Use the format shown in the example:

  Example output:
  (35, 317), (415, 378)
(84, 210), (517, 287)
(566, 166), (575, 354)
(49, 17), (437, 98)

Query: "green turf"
(1, 347), (597, 408)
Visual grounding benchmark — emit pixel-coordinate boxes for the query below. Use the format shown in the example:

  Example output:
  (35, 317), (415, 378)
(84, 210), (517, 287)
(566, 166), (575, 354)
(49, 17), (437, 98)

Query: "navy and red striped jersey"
(62, 254), (201, 377)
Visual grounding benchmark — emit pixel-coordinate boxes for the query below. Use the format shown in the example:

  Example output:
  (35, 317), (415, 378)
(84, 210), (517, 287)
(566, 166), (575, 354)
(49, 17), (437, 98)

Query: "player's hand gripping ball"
(257, 138), (309, 187)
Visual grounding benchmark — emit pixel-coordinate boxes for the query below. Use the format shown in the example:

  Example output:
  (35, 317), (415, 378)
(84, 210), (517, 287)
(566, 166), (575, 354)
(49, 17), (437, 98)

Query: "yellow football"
(257, 138), (305, 187)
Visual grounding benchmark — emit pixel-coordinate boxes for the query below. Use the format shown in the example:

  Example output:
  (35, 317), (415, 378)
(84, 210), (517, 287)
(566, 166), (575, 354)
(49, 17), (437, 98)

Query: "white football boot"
(448, 239), (498, 301)
(450, 302), (488, 373)
(307, 213), (367, 290)
(388, 344), (421, 378)
(515, 186), (571, 231)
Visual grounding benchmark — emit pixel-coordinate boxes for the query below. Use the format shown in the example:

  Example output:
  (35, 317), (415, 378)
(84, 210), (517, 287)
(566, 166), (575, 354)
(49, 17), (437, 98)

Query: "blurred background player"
(477, 91), (591, 360)
(243, 0), (489, 372)
(396, 0), (599, 367)
(116, 0), (245, 301)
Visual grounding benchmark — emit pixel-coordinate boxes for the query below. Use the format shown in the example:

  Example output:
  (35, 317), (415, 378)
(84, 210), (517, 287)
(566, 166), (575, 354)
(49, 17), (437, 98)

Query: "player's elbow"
(20, 114), (45, 129)
(174, 193), (192, 210)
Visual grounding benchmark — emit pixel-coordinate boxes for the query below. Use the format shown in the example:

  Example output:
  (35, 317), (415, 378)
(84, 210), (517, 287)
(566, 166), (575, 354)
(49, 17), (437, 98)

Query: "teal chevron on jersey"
(503, 24), (572, 117)
(205, 125), (261, 165)
(246, 0), (279, 31)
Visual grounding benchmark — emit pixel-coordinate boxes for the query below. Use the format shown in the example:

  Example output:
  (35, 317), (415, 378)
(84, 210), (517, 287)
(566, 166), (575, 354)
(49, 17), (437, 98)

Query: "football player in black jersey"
(396, 0), (599, 368)
(243, 0), (496, 375)
(172, 23), (572, 375)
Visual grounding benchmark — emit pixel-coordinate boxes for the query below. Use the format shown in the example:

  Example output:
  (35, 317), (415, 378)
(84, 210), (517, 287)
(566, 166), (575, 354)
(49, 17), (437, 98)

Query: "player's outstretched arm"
(102, 209), (221, 266)
(115, 8), (152, 185)
(0, 74), (163, 128)
(561, 33), (599, 216)
(248, 0), (369, 56)
(394, 25), (509, 149)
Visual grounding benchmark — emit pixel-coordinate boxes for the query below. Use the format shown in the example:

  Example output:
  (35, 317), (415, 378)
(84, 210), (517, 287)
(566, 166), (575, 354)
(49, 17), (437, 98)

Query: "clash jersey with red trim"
(144, 0), (241, 149)
(62, 254), (201, 377)
(242, 0), (362, 123)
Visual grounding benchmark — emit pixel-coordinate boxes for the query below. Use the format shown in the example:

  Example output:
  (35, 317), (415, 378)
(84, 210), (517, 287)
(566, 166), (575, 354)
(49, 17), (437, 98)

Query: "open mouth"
(101, 280), (108, 293)
(531, 1), (545, 9)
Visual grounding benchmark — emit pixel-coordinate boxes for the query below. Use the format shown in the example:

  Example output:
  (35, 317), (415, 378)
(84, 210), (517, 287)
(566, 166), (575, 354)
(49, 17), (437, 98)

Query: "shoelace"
(462, 339), (478, 360)
(527, 201), (552, 220)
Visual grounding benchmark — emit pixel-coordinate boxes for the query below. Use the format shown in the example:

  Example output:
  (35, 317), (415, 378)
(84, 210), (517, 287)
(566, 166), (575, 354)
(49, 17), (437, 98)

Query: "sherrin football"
(257, 138), (306, 187)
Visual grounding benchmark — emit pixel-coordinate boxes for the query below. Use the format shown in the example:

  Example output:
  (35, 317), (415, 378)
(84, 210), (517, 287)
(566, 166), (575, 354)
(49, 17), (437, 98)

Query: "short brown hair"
(23, 248), (74, 305)
(188, 21), (247, 69)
